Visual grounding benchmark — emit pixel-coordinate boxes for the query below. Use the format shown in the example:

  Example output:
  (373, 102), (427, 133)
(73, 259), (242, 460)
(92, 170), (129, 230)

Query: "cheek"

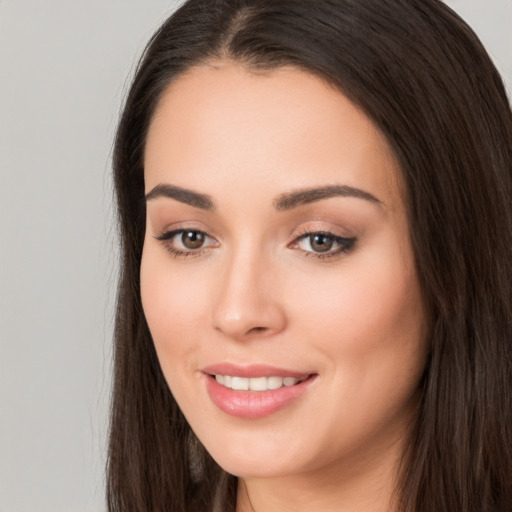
(292, 239), (426, 383)
(140, 247), (210, 370)
(286, 250), (426, 457)
(307, 230), (422, 336)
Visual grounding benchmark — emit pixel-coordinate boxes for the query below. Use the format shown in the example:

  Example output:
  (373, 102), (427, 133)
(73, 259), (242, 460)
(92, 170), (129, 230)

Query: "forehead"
(144, 63), (403, 210)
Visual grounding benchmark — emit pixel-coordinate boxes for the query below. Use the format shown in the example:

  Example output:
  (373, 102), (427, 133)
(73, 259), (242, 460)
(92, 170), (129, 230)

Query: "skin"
(141, 63), (428, 512)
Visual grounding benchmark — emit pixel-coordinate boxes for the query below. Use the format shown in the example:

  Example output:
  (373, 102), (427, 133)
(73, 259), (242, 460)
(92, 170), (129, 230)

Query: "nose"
(211, 245), (287, 341)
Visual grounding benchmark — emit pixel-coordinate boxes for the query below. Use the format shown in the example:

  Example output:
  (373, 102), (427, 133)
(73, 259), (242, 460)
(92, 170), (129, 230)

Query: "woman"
(107, 1), (512, 510)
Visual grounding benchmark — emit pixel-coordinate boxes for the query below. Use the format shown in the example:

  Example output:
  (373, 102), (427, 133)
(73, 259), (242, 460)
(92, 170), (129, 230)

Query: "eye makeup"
(154, 225), (357, 261)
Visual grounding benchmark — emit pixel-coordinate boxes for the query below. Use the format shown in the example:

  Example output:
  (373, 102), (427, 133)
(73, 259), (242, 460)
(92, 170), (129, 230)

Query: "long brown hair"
(108, 1), (512, 510)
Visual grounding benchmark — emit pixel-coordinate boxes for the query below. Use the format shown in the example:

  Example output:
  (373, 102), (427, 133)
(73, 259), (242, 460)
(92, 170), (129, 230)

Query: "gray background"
(0, 1), (510, 511)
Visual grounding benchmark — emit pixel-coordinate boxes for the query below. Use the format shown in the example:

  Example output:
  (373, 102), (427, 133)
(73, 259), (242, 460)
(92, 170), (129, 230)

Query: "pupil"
(182, 231), (204, 249)
(311, 234), (333, 253)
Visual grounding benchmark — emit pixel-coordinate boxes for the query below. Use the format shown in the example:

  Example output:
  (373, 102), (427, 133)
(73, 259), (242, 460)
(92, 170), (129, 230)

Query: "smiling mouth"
(210, 374), (312, 391)
(204, 371), (317, 418)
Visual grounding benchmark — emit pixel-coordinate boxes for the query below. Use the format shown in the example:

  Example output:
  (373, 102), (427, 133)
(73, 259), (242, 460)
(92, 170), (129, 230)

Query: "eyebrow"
(273, 185), (382, 210)
(145, 183), (382, 211)
(145, 184), (214, 210)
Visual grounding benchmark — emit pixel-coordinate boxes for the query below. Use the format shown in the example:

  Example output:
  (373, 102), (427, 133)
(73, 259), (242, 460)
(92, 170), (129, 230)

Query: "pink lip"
(201, 364), (317, 419)
(201, 363), (311, 379)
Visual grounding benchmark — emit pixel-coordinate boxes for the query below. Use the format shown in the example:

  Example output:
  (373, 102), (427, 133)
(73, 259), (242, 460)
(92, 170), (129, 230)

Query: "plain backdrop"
(0, 1), (510, 511)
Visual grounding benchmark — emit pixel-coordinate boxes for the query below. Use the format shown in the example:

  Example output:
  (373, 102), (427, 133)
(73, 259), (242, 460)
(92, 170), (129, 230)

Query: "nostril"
(248, 326), (267, 334)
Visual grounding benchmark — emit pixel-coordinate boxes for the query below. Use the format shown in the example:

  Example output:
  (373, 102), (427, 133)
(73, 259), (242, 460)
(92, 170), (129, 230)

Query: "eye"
(303, 233), (335, 253)
(180, 230), (206, 249)
(155, 228), (217, 257)
(293, 231), (356, 259)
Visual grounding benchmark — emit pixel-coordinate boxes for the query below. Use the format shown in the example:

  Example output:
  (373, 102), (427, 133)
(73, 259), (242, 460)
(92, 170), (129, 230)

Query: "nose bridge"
(212, 238), (286, 340)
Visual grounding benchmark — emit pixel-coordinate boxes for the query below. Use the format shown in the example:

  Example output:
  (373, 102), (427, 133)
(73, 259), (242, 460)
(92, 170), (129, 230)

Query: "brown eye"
(309, 234), (334, 253)
(155, 228), (216, 257)
(293, 231), (356, 259)
(181, 230), (205, 249)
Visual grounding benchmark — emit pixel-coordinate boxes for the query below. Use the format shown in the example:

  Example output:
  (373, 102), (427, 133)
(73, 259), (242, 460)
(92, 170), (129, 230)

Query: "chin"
(196, 427), (318, 479)
(214, 454), (296, 479)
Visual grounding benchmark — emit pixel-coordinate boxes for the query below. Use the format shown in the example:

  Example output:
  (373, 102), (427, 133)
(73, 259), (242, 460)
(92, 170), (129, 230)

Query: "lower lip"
(204, 374), (316, 419)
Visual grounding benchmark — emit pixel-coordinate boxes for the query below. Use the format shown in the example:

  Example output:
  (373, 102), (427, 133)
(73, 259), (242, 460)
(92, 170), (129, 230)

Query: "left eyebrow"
(273, 185), (383, 211)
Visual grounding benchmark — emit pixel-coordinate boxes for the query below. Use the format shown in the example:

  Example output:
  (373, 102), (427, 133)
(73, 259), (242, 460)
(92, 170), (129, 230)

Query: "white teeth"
(267, 376), (283, 390)
(214, 375), (305, 391)
(249, 377), (268, 391)
(283, 377), (297, 387)
(231, 376), (249, 390)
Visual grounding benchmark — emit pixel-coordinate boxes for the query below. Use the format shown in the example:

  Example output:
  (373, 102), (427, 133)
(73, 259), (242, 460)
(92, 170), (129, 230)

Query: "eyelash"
(154, 228), (356, 260)
(291, 228), (356, 260)
(154, 229), (216, 259)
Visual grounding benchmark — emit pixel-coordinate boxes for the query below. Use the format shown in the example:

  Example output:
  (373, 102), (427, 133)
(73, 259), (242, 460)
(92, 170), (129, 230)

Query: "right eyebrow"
(145, 184), (215, 210)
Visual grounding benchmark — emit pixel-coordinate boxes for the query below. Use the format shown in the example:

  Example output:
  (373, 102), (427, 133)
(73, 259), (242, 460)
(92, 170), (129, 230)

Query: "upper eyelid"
(291, 231), (354, 248)
(154, 221), (219, 239)
(155, 227), (208, 239)
(290, 223), (353, 240)
(155, 228), (218, 245)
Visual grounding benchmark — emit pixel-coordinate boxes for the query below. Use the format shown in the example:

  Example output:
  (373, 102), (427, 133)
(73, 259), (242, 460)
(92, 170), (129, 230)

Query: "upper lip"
(201, 363), (314, 379)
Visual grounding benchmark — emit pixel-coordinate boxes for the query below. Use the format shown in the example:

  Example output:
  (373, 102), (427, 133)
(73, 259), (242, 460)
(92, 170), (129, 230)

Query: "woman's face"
(141, 63), (427, 479)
